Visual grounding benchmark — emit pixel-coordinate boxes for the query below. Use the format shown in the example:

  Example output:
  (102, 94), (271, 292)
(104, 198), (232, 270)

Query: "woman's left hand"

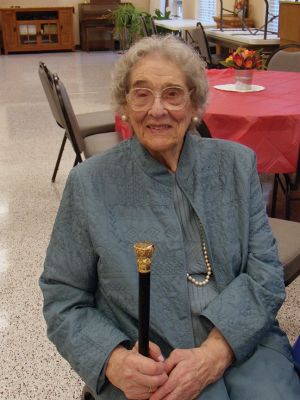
(149, 328), (234, 400)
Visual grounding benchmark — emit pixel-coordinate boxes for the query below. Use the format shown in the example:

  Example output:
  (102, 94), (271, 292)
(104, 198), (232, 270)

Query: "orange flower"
(233, 53), (243, 67)
(244, 58), (254, 69)
(219, 47), (265, 70)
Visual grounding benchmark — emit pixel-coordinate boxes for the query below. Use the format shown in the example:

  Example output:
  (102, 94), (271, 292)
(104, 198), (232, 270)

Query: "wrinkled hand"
(106, 341), (168, 399)
(149, 328), (234, 400)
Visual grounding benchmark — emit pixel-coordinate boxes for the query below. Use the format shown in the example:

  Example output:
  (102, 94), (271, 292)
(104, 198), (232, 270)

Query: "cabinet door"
(279, 4), (300, 45)
(17, 22), (38, 47)
(59, 9), (74, 48)
(1, 11), (18, 52)
(40, 22), (59, 45)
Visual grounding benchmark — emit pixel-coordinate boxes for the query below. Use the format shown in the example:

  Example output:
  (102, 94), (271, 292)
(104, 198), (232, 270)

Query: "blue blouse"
(173, 177), (218, 346)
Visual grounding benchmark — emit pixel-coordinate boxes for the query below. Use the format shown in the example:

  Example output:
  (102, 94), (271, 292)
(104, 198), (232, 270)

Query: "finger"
(149, 383), (172, 400)
(132, 341), (139, 353)
(130, 348), (165, 376)
(148, 375), (174, 400)
(164, 349), (187, 374)
(128, 344), (168, 391)
(164, 355), (181, 375)
(148, 341), (165, 362)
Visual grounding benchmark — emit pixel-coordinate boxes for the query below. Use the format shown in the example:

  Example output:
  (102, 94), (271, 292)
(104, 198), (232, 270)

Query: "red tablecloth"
(116, 69), (300, 174)
(204, 69), (300, 173)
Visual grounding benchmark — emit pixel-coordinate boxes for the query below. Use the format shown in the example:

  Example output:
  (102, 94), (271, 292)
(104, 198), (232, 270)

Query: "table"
(154, 19), (215, 31)
(154, 19), (215, 39)
(115, 69), (300, 174)
(205, 28), (280, 54)
(204, 69), (300, 174)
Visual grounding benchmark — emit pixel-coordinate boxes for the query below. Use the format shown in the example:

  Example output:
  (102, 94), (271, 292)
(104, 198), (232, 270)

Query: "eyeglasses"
(126, 86), (191, 111)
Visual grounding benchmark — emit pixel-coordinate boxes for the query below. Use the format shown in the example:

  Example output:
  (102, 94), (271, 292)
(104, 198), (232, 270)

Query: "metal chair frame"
(187, 23), (223, 69)
(150, 17), (158, 35)
(39, 62), (74, 181)
(139, 15), (150, 37)
(39, 61), (115, 182)
(218, 0), (278, 38)
(52, 73), (83, 166)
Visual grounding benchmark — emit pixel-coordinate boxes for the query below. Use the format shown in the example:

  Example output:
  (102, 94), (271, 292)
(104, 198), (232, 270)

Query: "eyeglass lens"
(128, 87), (188, 110)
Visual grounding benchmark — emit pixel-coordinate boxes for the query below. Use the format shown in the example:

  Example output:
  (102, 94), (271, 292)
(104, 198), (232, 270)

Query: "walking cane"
(133, 241), (155, 357)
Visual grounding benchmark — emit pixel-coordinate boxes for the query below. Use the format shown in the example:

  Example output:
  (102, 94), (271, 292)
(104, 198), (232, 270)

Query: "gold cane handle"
(133, 241), (155, 273)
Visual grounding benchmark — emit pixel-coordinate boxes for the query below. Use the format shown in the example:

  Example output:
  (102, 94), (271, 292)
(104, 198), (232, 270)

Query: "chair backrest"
(38, 62), (65, 128)
(266, 44), (300, 72)
(149, 17), (158, 35)
(139, 15), (150, 37)
(187, 23), (212, 66)
(196, 120), (212, 138)
(52, 73), (84, 156)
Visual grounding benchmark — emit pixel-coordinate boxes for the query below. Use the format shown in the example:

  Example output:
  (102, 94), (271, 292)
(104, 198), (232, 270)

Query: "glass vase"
(234, 69), (253, 90)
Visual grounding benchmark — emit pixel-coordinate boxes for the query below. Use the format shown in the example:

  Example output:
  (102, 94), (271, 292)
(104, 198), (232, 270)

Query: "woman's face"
(124, 53), (197, 169)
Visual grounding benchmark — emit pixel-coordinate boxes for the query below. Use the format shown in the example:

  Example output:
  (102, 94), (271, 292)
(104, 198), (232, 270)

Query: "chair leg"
(51, 133), (67, 182)
(81, 385), (95, 400)
(73, 154), (82, 167)
(284, 175), (292, 220)
(270, 174), (279, 217)
(285, 194), (291, 220)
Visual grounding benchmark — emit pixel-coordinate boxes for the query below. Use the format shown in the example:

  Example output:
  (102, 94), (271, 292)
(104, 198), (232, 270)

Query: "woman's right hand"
(106, 341), (168, 399)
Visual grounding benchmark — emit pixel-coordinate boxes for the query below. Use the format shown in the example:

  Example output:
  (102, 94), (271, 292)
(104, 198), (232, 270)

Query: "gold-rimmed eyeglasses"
(126, 86), (192, 111)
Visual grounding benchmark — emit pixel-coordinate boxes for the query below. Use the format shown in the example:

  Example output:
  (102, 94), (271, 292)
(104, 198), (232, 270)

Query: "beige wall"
(182, 0), (197, 18)
(248, 0), (268, 27)
(215, 0), (267, 27)
(0, 0), (150, 45)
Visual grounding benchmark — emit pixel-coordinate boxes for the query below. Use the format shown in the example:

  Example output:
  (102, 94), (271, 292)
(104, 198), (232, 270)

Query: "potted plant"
(112, 4), (144, 50)
(151, 7), (172, 35)
(153, 8), (171, 20)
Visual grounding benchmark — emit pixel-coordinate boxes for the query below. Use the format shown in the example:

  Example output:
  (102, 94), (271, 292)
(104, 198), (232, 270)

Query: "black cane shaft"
(138, 273), (150, 357)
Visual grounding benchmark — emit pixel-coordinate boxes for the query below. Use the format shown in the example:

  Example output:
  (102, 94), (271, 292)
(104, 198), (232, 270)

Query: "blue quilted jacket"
(40, 133), (292, 399)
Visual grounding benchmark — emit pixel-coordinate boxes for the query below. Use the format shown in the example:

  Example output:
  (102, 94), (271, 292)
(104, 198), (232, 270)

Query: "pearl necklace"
(186, 223), (213, 287)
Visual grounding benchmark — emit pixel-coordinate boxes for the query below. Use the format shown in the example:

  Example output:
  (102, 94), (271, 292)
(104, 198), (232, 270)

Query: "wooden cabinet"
(279, 2), (300, 45)
(0, 7), (74, 54)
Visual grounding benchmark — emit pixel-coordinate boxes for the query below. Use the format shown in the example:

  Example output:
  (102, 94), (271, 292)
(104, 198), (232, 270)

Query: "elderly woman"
(40, 35), (300, 400)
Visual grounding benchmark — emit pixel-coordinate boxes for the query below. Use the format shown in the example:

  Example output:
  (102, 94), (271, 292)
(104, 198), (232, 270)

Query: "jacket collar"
(131, 132), (197, 186)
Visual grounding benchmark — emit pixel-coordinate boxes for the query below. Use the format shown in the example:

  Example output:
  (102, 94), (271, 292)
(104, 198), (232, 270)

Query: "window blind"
(266, 0), (279, 33)
(196, 0), (216, 24)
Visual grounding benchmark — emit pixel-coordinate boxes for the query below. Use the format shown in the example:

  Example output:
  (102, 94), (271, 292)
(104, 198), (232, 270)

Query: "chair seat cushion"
(84, 131), (121, 158)
(77, 110), (115, 137)
(269, 217), (300, 285)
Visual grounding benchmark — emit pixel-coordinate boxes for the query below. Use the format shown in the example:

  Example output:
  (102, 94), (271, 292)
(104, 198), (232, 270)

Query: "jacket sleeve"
(39, 168), (130, 394)
(201, 154), (286, 362)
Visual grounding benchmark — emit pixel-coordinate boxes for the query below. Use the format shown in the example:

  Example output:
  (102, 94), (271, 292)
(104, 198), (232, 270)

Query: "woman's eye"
(165, 88), (180, 98)
(135, 89), (151, 98)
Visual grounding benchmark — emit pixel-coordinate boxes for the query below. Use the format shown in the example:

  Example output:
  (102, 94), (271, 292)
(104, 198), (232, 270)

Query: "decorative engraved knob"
(133, 242), (155, 273)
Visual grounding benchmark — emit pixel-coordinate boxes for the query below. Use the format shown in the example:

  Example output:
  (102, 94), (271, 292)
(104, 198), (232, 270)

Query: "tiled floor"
(0, 50), (299, 400)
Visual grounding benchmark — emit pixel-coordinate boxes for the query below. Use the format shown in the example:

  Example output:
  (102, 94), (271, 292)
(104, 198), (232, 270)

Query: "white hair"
(111, 35), (209, 116)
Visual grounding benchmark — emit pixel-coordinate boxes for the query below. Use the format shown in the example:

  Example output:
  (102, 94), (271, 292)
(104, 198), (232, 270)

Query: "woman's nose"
(148, 96), (167, 117)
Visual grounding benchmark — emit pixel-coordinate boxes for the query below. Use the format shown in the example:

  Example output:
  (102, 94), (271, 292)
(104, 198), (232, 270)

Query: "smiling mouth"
(147, 124), (172, 131)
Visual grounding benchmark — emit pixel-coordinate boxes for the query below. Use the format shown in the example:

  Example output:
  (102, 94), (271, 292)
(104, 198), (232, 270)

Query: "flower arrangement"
(220, 47), (264, 70)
